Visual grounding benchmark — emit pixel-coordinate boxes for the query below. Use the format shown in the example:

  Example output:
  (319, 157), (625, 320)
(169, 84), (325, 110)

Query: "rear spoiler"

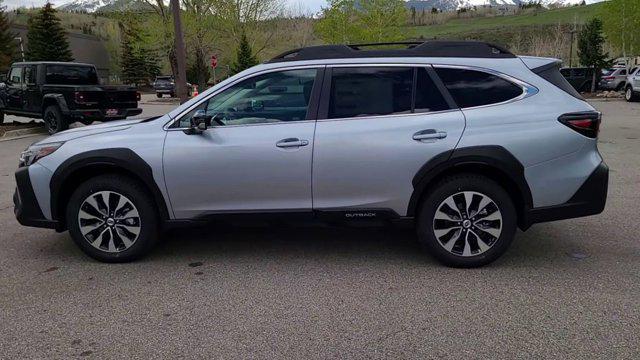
(518, 56), (562, 72)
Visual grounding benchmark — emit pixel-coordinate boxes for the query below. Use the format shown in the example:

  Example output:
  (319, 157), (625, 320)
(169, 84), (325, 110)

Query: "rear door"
(23, 65), (41, 113)
(312, 65), (465, 216)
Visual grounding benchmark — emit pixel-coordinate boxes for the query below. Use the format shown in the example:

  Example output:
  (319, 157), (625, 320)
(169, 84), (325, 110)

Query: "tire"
(625, 86), (639, 102)
(0, 110), (4, 125)
(43, 105), (68, 135)
(169, 92), (175, 98)
(66, 174), (159, 263)
(156, 93), (162, 98)
(416, 174), (517, 268)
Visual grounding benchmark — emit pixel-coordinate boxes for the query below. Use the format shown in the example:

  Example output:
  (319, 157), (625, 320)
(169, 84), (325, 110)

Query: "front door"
(5, 66), (24, 111)
(163, 67), (322, 219)
(312, 66), (466, 216)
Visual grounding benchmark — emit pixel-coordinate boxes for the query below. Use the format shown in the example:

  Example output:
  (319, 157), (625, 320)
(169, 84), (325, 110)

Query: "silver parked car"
(14, 41), (608, 267)
(624, 66), (640, 102)
(599, 67), (628, 90)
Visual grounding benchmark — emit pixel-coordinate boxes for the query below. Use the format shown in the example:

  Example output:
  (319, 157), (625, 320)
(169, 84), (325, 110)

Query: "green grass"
(409, 3), (605, 39)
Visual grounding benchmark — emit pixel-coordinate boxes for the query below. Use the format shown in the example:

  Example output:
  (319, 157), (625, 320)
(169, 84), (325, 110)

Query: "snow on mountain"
(59, 0), (113, 12)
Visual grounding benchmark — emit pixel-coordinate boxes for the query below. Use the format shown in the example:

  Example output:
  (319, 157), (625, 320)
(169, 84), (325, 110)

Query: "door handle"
(413, 129), (447, 141)
(276, 138), (309, 148)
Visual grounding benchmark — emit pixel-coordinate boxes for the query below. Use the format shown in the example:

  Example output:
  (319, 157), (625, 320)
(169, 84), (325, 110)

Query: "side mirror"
(185, 109), (212, 135)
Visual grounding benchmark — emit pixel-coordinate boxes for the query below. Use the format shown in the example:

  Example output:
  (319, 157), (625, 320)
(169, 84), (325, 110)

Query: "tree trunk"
(591, 69), (596, 93)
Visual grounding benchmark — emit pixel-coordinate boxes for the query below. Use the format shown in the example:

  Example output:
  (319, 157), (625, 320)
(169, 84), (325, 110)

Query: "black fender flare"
(49, 148), (170, 225)
(407, 145), (534, 220)
(42, 93), (69, 114)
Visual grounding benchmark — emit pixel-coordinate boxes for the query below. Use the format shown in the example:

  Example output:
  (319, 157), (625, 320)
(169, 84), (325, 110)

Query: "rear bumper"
(68, 108), (143, 122)
(523, 162), (608, 228)
(14, 167), (58, 229)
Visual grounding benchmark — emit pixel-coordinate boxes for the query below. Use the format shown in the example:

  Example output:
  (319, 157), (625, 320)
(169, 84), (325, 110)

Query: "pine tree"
(25, 2), (73, 62)
(119, 18), (159, 86)
(578, 18), (609, 92)
(231, 32), (258, 75)
(0, 0), (16, 70)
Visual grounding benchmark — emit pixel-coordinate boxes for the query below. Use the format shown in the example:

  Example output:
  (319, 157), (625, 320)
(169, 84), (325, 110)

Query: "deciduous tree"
(0, 0), (16, 71)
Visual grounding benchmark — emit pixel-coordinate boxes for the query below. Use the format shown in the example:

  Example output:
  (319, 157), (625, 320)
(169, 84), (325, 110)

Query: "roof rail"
(268, 41), (515, 63)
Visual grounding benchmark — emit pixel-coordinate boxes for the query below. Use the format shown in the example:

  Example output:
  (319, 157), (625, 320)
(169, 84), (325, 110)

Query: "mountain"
(59, 0), (151, 13)
(407, 0), (599, 11)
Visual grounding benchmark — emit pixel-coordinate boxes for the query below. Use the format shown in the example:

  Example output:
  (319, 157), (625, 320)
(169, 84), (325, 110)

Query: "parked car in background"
(153, 75), (193, 98)
(599, 67), (628, 90)
(560, 67), (600, 92)
(0, 62), (142, 134)
(14, 41), (608, 267)
(625, 66), (640, 102)
(153, 75), (175, 98)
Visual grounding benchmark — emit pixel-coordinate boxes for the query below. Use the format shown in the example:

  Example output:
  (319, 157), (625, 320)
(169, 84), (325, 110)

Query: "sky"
(4, 0), (329, 13)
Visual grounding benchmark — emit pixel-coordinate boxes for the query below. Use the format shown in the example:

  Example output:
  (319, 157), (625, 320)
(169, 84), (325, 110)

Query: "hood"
(34, 118), (151, 144)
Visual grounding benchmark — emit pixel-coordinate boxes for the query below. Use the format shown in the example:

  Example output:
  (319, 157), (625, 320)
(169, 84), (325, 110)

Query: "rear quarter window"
(434, 68), (523, 108)
(45, 65), (99, 85)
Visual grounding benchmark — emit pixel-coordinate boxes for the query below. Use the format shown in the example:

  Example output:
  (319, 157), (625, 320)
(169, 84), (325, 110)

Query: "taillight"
(136, 92), (141, 101)
(602, 76), (615, 81)
(74, 91), (87, 103)
(558, 111), (601, 138)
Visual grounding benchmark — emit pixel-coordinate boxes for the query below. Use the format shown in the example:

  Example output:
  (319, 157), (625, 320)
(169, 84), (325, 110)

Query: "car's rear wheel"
(66, 175), (159, 263)
(625, 86), (638, 102)
(417, 174), (517, 268)
(156, 93), (162, 98)
(43, 105), (68, 135)
(0, 110), (4, 124)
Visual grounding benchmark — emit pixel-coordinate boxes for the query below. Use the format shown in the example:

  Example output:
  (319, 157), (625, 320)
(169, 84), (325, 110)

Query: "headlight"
(19, 142), (64, 167)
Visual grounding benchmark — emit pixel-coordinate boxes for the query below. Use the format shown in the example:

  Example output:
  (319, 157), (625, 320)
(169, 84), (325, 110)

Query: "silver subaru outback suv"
(14, 41), (608, 267)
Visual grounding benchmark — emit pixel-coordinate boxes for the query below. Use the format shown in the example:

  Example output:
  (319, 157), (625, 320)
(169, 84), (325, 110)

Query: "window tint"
(619, 69), (627, 75)
(177, 69), (317, 128)
(45, 65), (99, 85)
(24, 66), (36, 85)
(435, 68), (523, 108)
(328, 67), (412, 119)
(8, 67), (22, 84)
(535, 64), (583, 100)
(414, 68), (450, 112)
(573, 68), (586, 77)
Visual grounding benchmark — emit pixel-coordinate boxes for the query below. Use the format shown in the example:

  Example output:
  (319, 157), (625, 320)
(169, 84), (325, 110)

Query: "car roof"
(13, 61), (95, 67)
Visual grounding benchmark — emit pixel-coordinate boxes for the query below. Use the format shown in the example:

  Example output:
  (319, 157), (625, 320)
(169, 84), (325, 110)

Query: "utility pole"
(170, 0), (188, 103)
(568, 29), (576, 68)
(14, 37), (25, 62)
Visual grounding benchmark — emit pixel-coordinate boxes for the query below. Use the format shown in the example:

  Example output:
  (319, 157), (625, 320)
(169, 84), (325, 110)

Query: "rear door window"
(414, 68), (450, 112)
(328, 67), (413, 119)
(434, 68), (523, 108)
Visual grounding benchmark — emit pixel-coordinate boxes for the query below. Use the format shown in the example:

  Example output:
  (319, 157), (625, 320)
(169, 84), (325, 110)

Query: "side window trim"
(431, 64), (537, 110)
(425, 66), (458, 109)
(166, 65), (325, 130)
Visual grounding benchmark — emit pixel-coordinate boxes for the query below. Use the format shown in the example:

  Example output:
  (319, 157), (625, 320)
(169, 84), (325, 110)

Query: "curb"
(0, 127), (47, 142)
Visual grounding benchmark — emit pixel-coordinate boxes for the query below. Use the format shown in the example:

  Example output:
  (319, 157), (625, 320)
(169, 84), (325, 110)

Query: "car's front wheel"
(43, 105), (69, 135)
(625, 86), (638, 102)
(417, 174), (517, 268)
(66, 175), (159, 262)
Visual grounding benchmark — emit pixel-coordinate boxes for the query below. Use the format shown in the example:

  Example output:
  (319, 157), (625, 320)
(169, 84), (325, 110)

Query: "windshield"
(45, 65), (99, 85)
(156, 77), (173, 84)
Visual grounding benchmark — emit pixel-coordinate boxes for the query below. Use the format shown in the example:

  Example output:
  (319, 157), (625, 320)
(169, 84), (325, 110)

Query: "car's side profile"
(625, 66), (640, 102)
(13, 41), (608, 267)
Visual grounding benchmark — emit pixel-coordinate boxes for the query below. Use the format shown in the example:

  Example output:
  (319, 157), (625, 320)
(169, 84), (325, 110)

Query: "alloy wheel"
(45, 112), (58, 133)
(626, 88), (632, 101)
(432, 191), (502, 257)
(78, 191), (141, 253)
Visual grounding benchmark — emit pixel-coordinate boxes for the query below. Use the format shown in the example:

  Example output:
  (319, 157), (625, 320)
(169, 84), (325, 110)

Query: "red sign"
(210, 55), (218, 69)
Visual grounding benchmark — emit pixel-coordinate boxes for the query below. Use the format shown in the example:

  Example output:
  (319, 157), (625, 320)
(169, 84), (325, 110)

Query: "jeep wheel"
(0, 110), (4, 125)
(625, 86), (638, 102)
(66, 175), (159, 263)
(417, 174), (517, 268)
(156, 93), (162, 98)
(43, 105), (68, 135)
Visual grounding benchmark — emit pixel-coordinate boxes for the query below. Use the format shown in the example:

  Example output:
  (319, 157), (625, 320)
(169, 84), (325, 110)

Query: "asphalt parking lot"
(0, 99), (639, 358)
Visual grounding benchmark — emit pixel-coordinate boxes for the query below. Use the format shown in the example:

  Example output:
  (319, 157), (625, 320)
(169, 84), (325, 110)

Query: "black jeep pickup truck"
(0, 62), (142, 134)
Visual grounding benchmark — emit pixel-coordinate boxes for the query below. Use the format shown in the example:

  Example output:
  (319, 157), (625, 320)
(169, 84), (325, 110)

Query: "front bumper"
(68, 108), (143, 122)
(523, 161), (608, 228)
(14, 167), (58, 229)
